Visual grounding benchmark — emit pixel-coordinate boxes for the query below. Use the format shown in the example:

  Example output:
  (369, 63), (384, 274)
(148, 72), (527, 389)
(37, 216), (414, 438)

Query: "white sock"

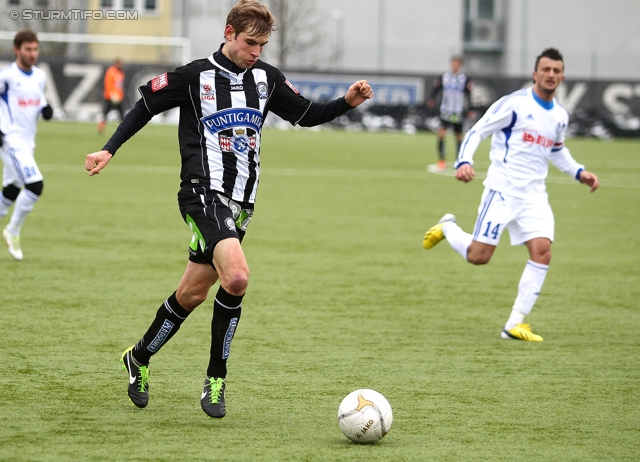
(505, 260), (549, 329)
(505, 309), (526, 330)
(0, 194), (12, 219)
(443, 221), (472, 261)
(8, 189), (39, 235)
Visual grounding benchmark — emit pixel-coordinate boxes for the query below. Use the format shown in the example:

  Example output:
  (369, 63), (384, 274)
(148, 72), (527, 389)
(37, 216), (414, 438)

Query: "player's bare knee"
(533, 251), (551, 266)
(468, 254), (491, 265)
(223, 271), (249, 296)
(467, 247), (492, 265)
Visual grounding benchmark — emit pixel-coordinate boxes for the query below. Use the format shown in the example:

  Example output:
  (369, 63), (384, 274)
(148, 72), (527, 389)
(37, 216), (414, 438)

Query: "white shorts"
(0, 140), (43, 187)
(471, 188), (554, 246)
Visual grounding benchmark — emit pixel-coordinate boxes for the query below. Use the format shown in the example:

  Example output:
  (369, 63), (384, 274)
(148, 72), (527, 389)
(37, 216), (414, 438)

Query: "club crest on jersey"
(523, 129), (553, 148)
(201, 107), (263, 135)
(151, 73), (168, 92)
(219, 128), (257, 156)
(285, 79), (299, 94)
(201, 83), (215, 101)
(256, 81), (268, 99)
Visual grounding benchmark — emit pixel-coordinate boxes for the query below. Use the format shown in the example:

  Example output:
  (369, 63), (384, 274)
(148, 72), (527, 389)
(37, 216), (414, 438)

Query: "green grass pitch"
(0, 121), (638, 461)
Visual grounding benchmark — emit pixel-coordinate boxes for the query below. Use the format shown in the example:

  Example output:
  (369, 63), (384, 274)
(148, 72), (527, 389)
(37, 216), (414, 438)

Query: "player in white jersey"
(422, 48), (599, 341)
(0, 30), (53, 260)
(427, 56), (472, 170)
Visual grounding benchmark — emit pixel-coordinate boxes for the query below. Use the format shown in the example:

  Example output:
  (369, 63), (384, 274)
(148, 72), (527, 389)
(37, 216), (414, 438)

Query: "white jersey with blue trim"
(456, 87), (584, 199)
(0, 62), (48, 149)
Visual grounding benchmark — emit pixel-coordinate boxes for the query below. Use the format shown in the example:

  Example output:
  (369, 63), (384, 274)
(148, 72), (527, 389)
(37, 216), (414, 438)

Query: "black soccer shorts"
(178, 188), (253, 266)
(439, 116), (463, 134)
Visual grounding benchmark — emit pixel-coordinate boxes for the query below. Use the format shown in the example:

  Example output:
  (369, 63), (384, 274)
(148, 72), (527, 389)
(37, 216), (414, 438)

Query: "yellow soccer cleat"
(423, 213), (456, 249)
(501, 324), (543, 342)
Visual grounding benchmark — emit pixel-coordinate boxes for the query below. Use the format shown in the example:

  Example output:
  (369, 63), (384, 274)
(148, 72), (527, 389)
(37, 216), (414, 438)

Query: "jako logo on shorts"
(222, 318), (238, 359)
(148, 319), (174, 352)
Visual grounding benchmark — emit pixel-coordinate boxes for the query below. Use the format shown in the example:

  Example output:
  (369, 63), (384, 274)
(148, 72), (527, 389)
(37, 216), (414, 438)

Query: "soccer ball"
(337, 389), (393, 443)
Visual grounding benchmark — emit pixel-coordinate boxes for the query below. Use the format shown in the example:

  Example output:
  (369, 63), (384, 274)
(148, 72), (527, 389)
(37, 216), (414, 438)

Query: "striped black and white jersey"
(430, 71), (471, 123)
(115, 45), (351, 205)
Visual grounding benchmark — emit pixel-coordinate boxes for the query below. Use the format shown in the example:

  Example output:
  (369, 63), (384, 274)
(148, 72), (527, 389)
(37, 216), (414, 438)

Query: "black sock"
(132, 292), (191, 365)
(207, 286), (243, 378)
(438, 139), (445, 159)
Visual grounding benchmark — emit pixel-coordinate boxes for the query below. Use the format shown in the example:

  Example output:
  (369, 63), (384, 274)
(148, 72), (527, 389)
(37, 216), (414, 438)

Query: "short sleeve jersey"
(457, 87), (571, 198)
(0, 62), (48, 148)
(137, 46), (312, 204)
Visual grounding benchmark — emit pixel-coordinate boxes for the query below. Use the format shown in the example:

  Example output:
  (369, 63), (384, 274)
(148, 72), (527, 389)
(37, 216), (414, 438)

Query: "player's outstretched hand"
(455, 163), (476, 183)
(579, 170), (600, 192)
(85, 150), (113, 176)
(345, 80), (373, 108)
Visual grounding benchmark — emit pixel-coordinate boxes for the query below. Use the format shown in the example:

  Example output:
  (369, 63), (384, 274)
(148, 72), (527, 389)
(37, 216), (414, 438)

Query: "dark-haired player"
(0, 30), (53, 260)
(423, 48), (599, 341)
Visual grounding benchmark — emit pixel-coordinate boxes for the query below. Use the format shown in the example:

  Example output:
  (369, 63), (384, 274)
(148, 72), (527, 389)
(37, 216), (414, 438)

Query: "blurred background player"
(0, 30), (53, 260)
(97, 59), (125, 134)
(427, 56), (472, 170)
(422, 48), (599, 341)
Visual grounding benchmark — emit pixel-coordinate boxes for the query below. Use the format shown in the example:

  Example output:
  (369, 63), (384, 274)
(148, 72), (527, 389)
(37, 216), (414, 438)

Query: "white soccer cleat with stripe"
(3, 226), (23, 260)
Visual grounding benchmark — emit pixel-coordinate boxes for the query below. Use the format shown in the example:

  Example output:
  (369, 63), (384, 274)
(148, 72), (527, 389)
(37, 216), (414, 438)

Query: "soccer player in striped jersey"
(85, 0), (373, 417)
(0, 30), (53, 261)
(427, 56), (472, 170)
(423, 48), (599, 342)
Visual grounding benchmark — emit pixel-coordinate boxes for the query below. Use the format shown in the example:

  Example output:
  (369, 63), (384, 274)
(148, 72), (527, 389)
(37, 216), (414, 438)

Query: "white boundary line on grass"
(39, 164), (428, 179)
(38, 164), (640, 188)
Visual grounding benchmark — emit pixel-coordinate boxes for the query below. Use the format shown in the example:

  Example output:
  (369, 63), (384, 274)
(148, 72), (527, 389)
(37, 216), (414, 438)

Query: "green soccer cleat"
(201, 377), (226, 418)
(501, 324), (543, 342)
(120, 346), (150, 408)
(423, 214), (456, 249)
(3, 226), (23, 260)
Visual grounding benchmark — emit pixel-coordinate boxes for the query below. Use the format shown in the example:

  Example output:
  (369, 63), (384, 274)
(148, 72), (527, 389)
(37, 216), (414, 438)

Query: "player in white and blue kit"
(423, 48), (599, 341)
(0, 30), (53, 260)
